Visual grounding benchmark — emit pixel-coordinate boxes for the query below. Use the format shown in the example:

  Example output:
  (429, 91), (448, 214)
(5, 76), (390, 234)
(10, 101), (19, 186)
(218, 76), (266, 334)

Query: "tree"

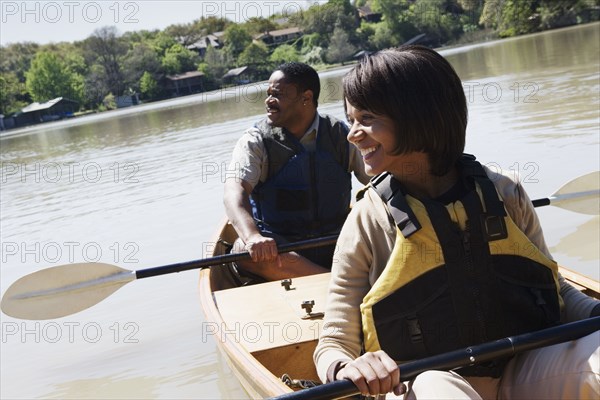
(161, 43), (199, 75)
(411, 0), (463, 45)
(25, 51), (83, 103)
(326, 25), (357, 64)
(84, 27), (128, 96)
(238, 42), (270, 66)
(223, 25), (253, 58)
(270, 44), (300, 64)
(139, 71), (160, 99)
(244, 17), (279, 35)
(200, 47), (233, 88)
(193, 16), (231, 35)
(122, 43), (163, 92)
(0, 72), (28, 115)
(0, 42), (40, 81)
(480, 0), (537, 37)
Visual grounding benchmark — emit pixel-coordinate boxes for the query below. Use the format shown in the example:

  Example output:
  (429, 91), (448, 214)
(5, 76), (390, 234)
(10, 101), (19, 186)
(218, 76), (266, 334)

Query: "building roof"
(21, 97), (78, 113)
(358, 5), (381, 17)
(166, 71), (205, 81)
(188, 34), (222, 50)
(223, 66), (249, 79)
(256, 27), (302, 40)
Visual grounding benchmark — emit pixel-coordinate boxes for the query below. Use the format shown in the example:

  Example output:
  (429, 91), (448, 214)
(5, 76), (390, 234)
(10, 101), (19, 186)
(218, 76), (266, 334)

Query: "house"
(187, 34), (223, 57)
(222, 66), (254, 86)
(256, 27), (303, 46)
(357, 5), (382, 22)
(164, 71), (205, 96)
(16, 97), (79, 126)
(116, 93), (140, 108)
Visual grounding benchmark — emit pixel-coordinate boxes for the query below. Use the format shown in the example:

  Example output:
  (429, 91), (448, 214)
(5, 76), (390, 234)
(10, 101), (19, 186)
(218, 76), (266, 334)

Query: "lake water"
(1, 22), (598, 399)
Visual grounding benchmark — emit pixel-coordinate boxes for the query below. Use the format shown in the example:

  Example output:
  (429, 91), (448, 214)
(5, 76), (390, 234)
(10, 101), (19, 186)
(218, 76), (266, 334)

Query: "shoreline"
(2, 22), (598, 140)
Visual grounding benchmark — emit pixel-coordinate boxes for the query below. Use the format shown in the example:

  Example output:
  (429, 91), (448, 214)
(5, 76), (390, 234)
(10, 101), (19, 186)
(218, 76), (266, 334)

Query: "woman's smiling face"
(345, 99), (402, 177)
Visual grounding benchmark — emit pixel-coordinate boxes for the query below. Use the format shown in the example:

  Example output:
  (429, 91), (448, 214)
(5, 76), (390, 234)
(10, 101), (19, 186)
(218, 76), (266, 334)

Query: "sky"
(0, 0), (324, 46)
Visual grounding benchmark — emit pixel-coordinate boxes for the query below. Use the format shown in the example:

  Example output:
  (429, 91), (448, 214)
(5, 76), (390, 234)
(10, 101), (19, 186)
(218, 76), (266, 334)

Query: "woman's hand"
(336, 350), (406, 397)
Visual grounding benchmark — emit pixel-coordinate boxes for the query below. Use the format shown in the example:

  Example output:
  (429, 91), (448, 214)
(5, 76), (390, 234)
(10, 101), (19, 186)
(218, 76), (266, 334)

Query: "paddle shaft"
(136, 191), (584, 280)
(273, 316), (600, 400)
(135, 234), (338, 279)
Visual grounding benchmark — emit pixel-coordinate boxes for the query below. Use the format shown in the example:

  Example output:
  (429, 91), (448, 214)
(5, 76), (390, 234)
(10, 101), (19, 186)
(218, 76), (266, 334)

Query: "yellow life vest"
(360, 157), (562, 377)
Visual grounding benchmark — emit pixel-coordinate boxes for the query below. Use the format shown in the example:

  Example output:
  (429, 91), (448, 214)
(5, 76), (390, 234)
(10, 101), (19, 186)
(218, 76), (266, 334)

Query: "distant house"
(187, 34), (223, 57)
(116, 93), (140, 108)
(165, 71), (205, 96)
(222, 66), (253, 85)
(256, 27), (303, 46)
(16, 97), (79, 126)
(357, 5), (382, 22)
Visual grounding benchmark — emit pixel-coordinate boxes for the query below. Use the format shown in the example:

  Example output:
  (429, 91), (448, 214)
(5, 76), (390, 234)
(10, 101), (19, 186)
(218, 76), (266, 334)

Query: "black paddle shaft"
(272, 316), (600, 400)
(135, 235), (339, 279)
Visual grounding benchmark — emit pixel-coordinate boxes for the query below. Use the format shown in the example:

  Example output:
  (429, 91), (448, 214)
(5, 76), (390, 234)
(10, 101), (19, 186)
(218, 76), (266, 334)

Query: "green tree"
(291, 0), (358, 46)
(122, 43), (163, 92)
(162, 43), (199, 75)
(270, 44), (300, 64)
(139, 71), (160, 99)
(200, 47), (233, 88)
(223, 25), (253, 58)
(83, 27), (128, 96)
(239, 42), (270, 66)
(151, 31), (178, 56)
(193, 16), (231, 35)
(244, 17), (279, 35)
(301, 46), (325, 65)
(326, 25), (356, 64)
(25, 51), (83, 103)
(411, 0), (463, 45)
(0, 72), (28, 115)
(0, 42), (40, 81)
(480, 0), (537, 37)
(370, 0), (420, 43)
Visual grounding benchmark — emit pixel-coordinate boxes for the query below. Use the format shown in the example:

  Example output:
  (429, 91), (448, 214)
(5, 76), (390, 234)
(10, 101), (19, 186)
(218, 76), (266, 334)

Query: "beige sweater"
(314, 167), (599, 382)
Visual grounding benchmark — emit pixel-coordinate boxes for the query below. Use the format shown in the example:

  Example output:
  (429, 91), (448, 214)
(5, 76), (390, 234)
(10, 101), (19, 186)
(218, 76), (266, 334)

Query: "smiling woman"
(315, 45), (600, 399)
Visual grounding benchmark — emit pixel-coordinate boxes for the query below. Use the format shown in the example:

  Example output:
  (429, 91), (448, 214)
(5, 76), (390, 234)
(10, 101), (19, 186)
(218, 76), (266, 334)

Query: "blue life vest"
(250, 115), (351, 239)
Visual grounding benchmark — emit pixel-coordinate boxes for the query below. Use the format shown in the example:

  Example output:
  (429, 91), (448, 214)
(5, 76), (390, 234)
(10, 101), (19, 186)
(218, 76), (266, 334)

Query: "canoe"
(199, 220), (600, 399)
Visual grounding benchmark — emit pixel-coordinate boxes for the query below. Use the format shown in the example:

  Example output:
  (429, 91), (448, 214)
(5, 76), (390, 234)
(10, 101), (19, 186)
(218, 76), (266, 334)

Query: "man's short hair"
(276, 62), (320, 107)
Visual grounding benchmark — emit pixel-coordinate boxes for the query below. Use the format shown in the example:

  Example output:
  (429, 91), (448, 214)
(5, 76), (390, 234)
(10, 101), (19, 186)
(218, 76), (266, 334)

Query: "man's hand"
(244, 233), (279, 262)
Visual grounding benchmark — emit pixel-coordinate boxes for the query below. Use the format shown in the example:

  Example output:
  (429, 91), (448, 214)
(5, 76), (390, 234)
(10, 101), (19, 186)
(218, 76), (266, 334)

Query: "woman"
(314, 46), (600, 399)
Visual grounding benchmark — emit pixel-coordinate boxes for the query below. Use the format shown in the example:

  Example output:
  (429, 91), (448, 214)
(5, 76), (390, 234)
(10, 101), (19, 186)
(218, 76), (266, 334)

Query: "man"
(224, 62), (370, 281)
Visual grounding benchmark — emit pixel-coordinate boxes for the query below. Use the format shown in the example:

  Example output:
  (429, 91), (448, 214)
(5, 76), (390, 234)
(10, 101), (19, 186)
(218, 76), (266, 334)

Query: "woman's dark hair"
(343, 46), (467, 176)
(276, 62), (320, 107)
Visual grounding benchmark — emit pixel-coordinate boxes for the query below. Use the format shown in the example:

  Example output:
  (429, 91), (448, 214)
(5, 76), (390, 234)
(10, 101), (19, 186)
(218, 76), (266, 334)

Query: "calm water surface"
(1, 23), (598, 399)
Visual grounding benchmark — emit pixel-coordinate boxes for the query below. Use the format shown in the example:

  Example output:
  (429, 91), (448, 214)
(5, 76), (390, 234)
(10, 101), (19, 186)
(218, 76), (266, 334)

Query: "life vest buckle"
(480, 214), (508, 242)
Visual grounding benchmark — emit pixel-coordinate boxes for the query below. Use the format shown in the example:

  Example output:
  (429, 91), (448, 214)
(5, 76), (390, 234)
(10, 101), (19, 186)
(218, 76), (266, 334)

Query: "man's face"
(264, 70), (306, 128)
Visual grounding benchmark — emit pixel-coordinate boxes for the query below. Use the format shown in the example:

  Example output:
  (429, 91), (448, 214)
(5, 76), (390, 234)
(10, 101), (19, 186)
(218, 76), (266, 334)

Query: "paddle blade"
(550, 171), (600, 215)
(1, 263), (135, 320)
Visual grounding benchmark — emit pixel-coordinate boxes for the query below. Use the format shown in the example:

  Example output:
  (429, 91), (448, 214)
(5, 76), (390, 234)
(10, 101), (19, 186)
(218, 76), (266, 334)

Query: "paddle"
(272, 316), (600, 400)
(531, 171), (599, 215)
(0, 235), (338, 320)
(1, 172), (598, 320)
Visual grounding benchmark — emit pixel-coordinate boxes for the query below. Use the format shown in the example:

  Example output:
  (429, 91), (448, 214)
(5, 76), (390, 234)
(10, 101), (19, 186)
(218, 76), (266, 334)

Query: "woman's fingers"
(337, 351), (402, 396)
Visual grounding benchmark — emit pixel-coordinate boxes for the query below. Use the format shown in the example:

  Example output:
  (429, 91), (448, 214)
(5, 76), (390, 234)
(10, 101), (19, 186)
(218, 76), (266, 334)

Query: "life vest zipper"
(462, 221), (487, 342)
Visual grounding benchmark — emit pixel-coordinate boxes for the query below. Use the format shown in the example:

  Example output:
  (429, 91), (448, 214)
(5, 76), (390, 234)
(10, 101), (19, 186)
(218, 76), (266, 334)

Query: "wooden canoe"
(199, 220), (600, 399)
